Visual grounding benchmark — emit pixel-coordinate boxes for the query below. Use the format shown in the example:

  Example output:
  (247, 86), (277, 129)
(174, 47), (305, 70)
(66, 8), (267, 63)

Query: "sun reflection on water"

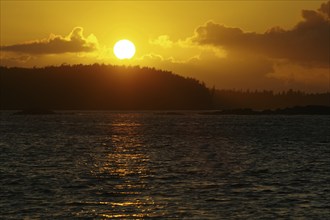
(84, 114), (156, 218)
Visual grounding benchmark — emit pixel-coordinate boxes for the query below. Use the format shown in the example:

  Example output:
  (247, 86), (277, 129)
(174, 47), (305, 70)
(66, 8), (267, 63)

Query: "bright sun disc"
(113, 39), (136, 60)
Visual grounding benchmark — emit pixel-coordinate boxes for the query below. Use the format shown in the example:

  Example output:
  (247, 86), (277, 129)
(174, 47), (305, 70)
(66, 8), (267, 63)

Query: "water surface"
(1, 112), (329, 219)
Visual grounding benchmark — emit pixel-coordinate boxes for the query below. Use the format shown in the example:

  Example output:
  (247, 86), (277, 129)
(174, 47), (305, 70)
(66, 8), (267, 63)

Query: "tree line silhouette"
(212, 89), (329, 110)
(0, 64), (329, 110)
(0, 64), (211, 110)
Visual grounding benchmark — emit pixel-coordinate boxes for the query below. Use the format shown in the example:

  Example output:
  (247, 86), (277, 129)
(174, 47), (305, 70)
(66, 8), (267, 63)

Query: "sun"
(113, 39), (136, 60)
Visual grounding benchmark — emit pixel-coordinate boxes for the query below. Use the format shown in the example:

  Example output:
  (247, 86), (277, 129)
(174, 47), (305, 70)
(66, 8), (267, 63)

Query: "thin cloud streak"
(0, 27), (98, 55)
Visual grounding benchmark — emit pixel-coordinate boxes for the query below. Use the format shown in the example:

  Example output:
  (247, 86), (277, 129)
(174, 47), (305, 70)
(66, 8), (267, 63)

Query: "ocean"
(1, 112), (329, 219)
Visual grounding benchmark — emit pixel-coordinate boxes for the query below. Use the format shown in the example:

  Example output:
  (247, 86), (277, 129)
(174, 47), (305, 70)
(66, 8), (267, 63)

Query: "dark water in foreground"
(1, 112), (329, 219)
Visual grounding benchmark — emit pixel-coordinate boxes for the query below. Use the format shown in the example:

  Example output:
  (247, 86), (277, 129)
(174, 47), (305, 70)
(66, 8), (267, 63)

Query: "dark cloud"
(0, 27), (98, 54)
(192, 1), (330, 67)
(319, 1), (330, 18)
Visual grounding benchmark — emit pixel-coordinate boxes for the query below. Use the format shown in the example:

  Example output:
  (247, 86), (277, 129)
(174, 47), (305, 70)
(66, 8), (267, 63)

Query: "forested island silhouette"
(1, 64), (211, 110)
(1, 64), (329, 111)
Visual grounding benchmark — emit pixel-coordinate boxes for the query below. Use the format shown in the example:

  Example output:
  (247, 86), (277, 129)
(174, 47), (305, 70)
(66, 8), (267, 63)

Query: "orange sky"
(0, 1), (329, 92)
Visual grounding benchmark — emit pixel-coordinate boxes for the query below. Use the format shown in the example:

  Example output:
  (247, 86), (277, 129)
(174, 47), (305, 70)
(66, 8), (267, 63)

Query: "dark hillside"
(0, 64), (212, 110)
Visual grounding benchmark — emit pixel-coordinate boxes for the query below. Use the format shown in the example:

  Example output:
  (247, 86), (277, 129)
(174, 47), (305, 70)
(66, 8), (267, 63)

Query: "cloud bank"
(143, 1), (330, 92)
(0, 27), (98, 54)
(191, 1), (330, 67)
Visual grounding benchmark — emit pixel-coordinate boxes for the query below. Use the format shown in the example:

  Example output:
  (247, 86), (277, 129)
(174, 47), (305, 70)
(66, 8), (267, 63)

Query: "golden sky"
(1, 1), (329, 92)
